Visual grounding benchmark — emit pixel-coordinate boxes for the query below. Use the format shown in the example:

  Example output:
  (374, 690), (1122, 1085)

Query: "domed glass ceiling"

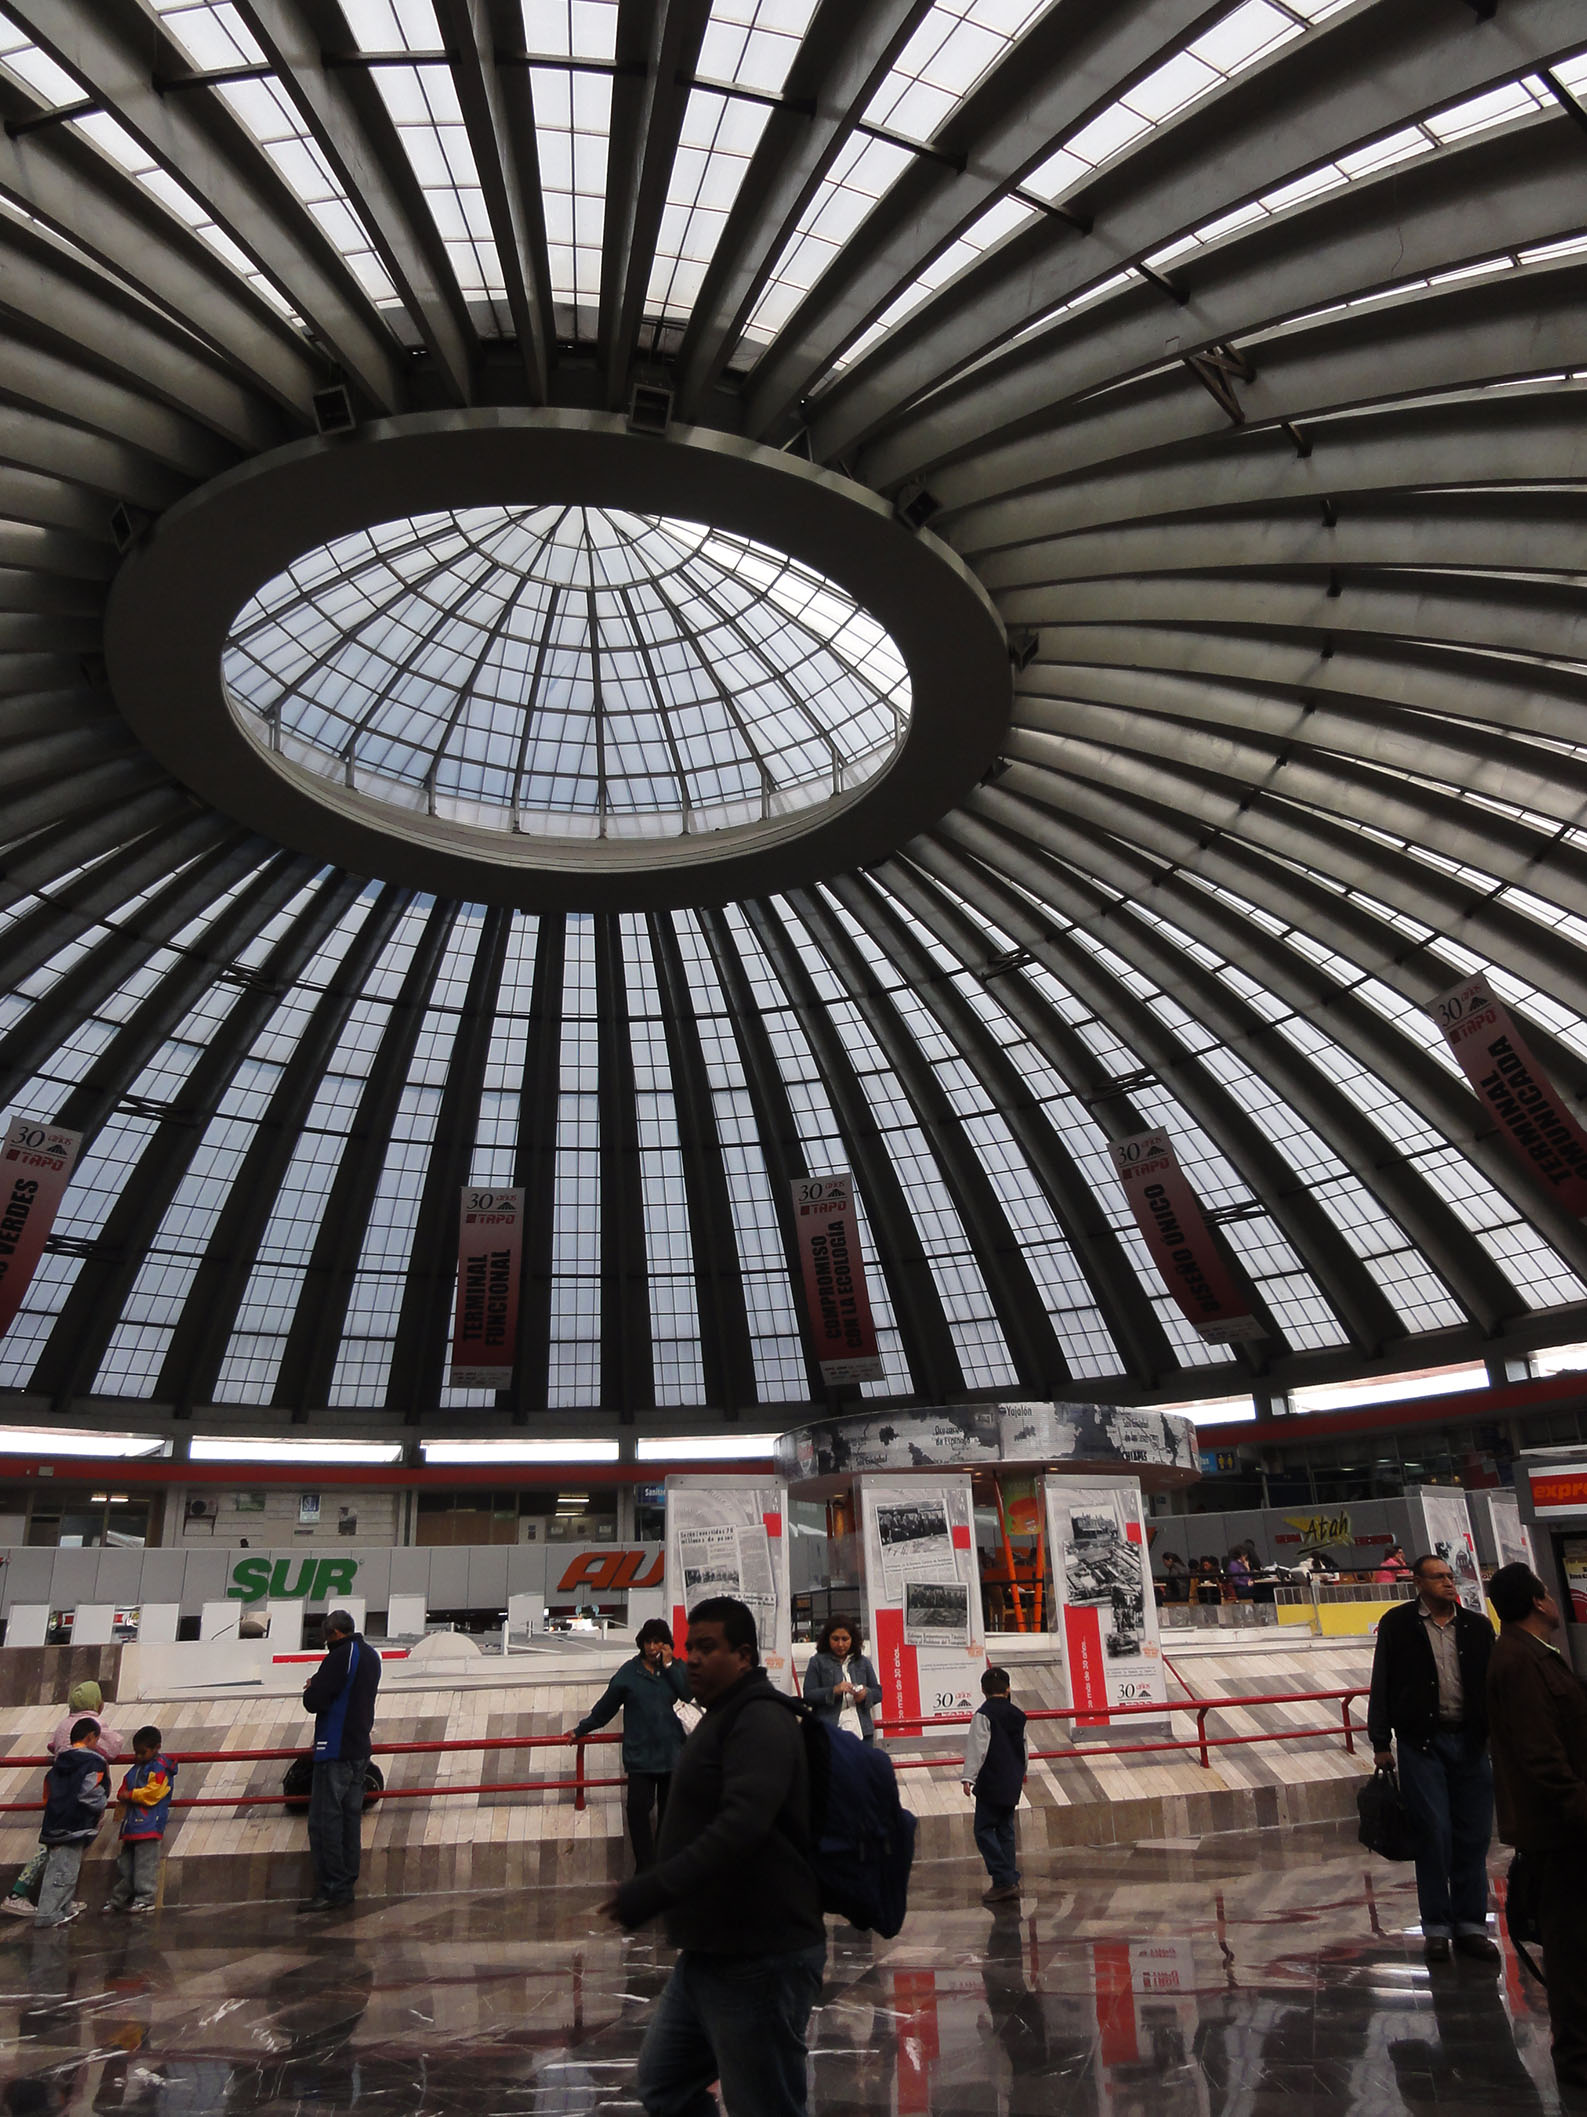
(223, 506), (909, 840)
(2, 0), (1587, 1430)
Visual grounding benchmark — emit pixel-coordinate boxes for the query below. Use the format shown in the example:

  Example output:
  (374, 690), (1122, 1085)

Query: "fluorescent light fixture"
(419, 1438), (620, 1465)
(1155, 1396), (1257, 1427)
(1290, 1363), (1486, 1417)
(0, 1427), (169, 1459)
(635, 1433), (781, 1462)
(90, 1493), (108, 1503)
(189, 1436), (404, 1465)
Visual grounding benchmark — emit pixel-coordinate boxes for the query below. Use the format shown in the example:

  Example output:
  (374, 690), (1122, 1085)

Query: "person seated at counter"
(1374, 1544), (1413, 1584)
(803, 1617), (881, 1743)
(1194, 1558), (1224, 1605)
(1157, 1553), (1190, 1604)
(1226, 1551), (1253, 1600)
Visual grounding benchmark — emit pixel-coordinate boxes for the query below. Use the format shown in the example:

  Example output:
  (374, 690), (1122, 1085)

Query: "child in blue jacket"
(108, 1725), (176, 1914)
(36, 1718), (110, 1928)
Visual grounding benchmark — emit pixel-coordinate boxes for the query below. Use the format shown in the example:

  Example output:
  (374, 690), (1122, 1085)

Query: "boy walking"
(108, 1726), (175, 1914)
(962, 1667), (1027, 1905)
(36, 1717), (111, 1928)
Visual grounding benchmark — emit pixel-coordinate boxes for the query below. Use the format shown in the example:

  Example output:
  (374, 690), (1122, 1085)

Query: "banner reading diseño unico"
(1429, 974), (1587, 1216)
(0, 1117), (82, 1339)
(448, 1186), (523, 1389)
(1109, 1130), (1264, 1343)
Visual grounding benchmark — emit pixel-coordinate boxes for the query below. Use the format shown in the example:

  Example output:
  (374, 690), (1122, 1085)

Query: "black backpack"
(720, 1688), (917, 1938)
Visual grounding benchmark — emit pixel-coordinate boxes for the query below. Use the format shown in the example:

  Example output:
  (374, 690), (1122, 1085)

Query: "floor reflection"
(0, 1821), (1566, 2115)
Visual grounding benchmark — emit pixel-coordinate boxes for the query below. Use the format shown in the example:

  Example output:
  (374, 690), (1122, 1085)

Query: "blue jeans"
(635, 1943), (826, 2117)
(1396, 1731), (1492, 1936)
(307, 1758), (366, 1901)
(974, 1799), (1018, 1888)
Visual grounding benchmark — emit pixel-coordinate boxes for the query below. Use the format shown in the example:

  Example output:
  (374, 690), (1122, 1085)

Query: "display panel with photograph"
(860, 1476), (986, 1724)
(1045, 1476), (1167, 1727)
(664, 1477), (793, 1692)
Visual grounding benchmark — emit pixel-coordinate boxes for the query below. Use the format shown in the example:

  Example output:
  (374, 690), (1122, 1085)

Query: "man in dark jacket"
(1487, 1561), (1587, 2085)
(570, 1617), (692, 1869)
(300, 1608), (380, 1913)
(1367, 1551), (1497, 1963)
(605, 1595), (824, 2117)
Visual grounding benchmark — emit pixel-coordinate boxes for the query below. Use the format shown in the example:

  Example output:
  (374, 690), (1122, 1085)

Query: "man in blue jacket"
(300, 1609), (380, 1913)
(570, 1618), (692, 1868)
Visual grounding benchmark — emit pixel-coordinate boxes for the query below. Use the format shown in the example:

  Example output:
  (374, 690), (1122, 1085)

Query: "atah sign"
(228, 1556), (360, 1603)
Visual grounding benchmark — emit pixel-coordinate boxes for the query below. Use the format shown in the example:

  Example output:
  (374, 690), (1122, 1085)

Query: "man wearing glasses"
(1367, 1552), (1499, 1963)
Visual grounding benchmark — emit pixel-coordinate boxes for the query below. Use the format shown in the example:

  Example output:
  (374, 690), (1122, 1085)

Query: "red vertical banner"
(1109, 1130), (1264, 1343)
(0, 1118), (80, 1338)
(448, 1186), (523, 1389)
(790, 1173), (884, 1383)
(1430, 973), (1587, 1213)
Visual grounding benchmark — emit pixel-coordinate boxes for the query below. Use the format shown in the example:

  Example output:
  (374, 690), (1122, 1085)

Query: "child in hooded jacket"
(35, 1718), (110, 1928)
(962, 1666), (1027, 1904)
(108, 1726), (176, 1914)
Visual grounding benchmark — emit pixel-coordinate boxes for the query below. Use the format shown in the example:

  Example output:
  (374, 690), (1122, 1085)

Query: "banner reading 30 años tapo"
(1109, 1130), (1264, 1343)
(0, 1117), (81, 1339)
(448, 1186), (523, 1389)
(1430, 974), (1587, 1216)
(791, 1172), (884, 1383)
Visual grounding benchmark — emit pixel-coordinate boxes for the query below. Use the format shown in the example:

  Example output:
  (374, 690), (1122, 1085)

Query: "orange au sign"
(555, 1547), (664, 1594)
(1529, 1472), (1587, 1515)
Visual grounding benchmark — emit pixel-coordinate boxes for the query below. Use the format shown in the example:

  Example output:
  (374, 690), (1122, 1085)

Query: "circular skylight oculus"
(222, 505), (912, 843)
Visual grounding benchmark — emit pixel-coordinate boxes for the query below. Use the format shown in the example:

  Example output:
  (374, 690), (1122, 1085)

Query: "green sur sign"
(228, 1556), (359, 1604)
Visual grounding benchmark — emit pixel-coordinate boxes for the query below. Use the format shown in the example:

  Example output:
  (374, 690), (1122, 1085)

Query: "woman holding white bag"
(803, 1616), (882, 1744)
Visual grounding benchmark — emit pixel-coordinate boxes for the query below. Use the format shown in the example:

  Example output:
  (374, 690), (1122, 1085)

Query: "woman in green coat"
(570, 1618), (692, 1869)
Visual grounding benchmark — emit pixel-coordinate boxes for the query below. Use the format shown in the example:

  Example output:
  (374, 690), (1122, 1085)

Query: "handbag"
(1356, 1763), (1419, 1860)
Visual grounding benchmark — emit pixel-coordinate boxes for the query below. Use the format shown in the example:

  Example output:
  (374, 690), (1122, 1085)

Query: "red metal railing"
(0, 1686), (1369, 1815)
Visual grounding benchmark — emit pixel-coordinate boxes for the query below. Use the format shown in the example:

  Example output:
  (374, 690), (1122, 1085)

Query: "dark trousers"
(307, 1757), (367, 1901)
(974, 1798), (1019, 1888)
(1396, 1730), (1492, 1935)
(1538, 1849), (1587, 2075)
(636, 1943), (826, 2117)
(626, 1770), (670, 1870)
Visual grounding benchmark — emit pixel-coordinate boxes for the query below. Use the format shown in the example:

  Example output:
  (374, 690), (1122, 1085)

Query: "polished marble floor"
(0, 1821), (1567, 2116)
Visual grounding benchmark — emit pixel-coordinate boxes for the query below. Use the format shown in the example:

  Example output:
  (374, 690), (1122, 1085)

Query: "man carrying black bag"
(1367, 1552), (1497, 1964)
(1487, 1561), (1587, 2088)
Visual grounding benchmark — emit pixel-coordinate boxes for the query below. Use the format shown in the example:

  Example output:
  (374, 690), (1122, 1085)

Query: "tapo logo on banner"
(0, 1116), (82, 1339)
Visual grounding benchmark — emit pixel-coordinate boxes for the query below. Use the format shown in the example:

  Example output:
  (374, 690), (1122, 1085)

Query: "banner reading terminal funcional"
(0, 1117), (81, 1340)
(1429, 974), (1587, 1217)
(448, 1186), (524, 1389)
(1108, 1130), (1264, 1343)
(791, 1172), (884, 1383)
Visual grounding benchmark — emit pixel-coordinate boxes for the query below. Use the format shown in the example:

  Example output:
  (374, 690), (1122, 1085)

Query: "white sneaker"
(1, 1897), (34, 1918)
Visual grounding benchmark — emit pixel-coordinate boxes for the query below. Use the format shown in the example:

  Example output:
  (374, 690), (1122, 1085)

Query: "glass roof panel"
(225, 505), (910, 841)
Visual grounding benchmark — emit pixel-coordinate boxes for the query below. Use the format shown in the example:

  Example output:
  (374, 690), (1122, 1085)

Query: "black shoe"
(1424, 1935), (1452, 1963)
(982, 1884), (1021, 1904)
(296, 1896), (338, 1914)
(1454, 1933), (1501, 1964)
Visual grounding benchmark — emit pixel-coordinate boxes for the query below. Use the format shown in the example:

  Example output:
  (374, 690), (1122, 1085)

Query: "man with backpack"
(604, 1595), (826, 2117)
